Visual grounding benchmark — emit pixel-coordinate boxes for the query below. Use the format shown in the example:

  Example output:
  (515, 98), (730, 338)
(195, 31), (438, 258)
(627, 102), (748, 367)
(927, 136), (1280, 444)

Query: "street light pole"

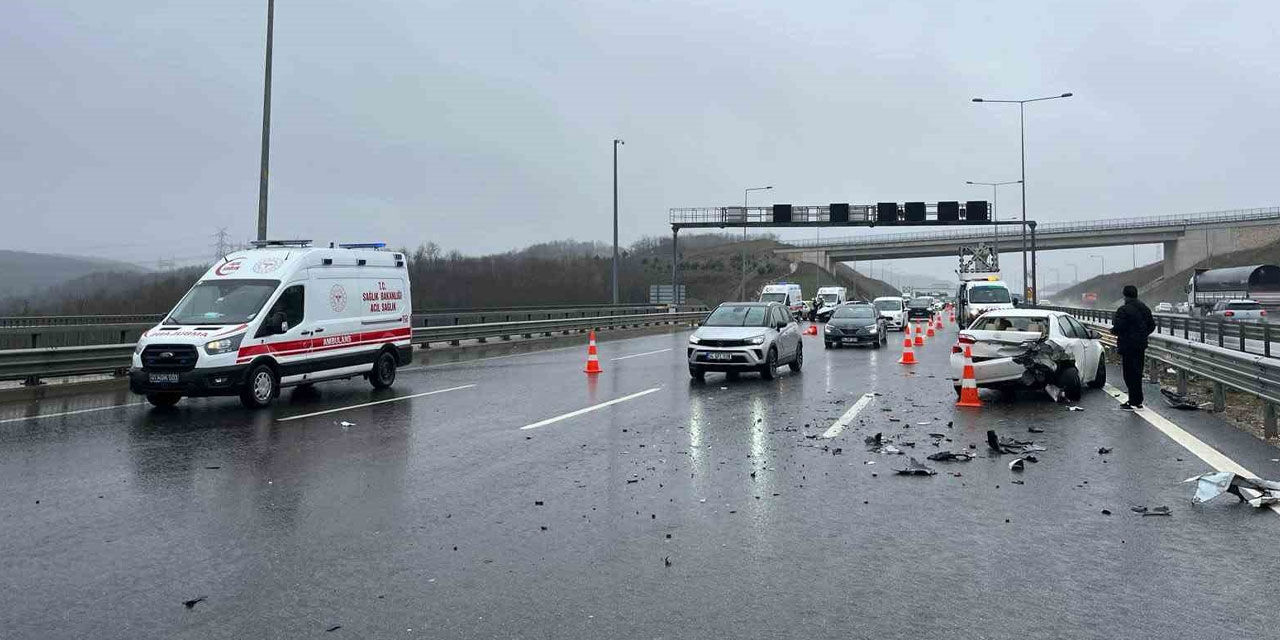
(741, 185), (772, 300)
(1090, 254), (1105, 278)
(612, 139), (624, 304)
(972, 92), (1073, 304)
(966, 179), (1021, 267)
(255, 0), (275, 241)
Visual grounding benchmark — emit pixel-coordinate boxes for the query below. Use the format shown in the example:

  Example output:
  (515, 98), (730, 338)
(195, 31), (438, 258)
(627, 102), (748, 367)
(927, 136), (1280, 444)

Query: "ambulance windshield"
(166, 280), (279, 325)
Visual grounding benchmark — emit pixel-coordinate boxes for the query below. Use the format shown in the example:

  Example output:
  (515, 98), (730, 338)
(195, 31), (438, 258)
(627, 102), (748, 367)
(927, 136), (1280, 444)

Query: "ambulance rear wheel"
(146, 393), (181, 408)
(240, 364), (277, 409)
(370, 351), (397, 389)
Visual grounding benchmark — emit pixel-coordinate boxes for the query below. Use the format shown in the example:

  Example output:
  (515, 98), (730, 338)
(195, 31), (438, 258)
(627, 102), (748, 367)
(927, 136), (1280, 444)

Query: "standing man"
(1112, 284), (1156, 410)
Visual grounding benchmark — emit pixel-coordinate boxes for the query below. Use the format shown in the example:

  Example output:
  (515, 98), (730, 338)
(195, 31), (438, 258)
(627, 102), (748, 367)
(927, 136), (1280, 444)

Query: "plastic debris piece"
(1098, 447), (1112, 455)
(882, 445), (903, 455)
(987, 429), (1045, 454)
(1027, 427), (1045, 433)
(1101, 509), (1111, 515)
(1066, 406), (1084, 412)
(1143, 506), (1172, 517)
(1184, 471), (1280, 508)
(1009, 457), (1027, 472)
(894, 457), (936, 476)
(183, 597), (206, 609)
(1161, 388), (1200, 410)
(927, 451), (974, 462)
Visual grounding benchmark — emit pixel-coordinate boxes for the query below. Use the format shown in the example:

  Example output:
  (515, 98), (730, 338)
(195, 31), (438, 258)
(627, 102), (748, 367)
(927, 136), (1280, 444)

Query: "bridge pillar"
(1164, 224), (1280, 278)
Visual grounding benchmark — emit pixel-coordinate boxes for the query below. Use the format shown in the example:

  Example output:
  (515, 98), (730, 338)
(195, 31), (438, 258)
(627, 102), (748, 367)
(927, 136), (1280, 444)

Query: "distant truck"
(1081, 292), (1098, 307)
(1186, 265), (1280, 315)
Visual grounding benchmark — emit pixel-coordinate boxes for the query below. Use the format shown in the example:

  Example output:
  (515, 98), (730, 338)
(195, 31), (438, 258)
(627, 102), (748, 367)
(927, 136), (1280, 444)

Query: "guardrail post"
(1213, 382), (1226, 412)
(1265, 403), (1277, 440)
(30, 333), (38, 349)
(1176, 369), (1187, 396)
(1266, 324), (1272, 358)
(21, 374), (44, 387)
(1239, 323), (1246, 352)
(1216, 321), (1223, 347)
(1147, 357), (1160, 384)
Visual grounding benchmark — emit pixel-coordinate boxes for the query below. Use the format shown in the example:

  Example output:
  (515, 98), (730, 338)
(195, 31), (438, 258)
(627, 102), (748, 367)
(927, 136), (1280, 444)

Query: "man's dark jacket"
(1112, 298), (1156, 354)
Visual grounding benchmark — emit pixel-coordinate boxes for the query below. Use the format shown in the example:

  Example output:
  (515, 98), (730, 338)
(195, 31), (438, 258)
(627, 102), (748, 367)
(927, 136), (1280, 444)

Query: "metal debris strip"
(1161, 388), (1201, 411)
(986, 430), (1047, 455)
(1184, 471), (1280, 508)
(894, 457), (936, 476)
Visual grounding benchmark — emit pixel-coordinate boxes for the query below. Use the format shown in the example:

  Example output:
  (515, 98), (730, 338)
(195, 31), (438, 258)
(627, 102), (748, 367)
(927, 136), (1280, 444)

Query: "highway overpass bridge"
(773, 206), (1280, 280)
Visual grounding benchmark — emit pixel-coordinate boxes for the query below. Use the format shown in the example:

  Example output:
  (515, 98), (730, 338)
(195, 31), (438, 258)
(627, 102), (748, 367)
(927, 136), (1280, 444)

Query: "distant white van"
(759, 283), (805, 318)
(957, 279), (1014, 326)
(814, 286), (848, 321)
(129, 240), (413, 409)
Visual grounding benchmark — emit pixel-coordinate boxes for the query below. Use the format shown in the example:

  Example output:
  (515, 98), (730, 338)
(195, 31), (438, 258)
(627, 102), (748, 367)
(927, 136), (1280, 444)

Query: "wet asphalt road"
(2, 324), (1280, 639)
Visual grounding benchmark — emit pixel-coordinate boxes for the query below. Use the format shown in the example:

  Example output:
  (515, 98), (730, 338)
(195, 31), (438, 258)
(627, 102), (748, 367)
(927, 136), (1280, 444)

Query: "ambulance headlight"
(133, 342), (144, 355)
(204, 334), (245, 355)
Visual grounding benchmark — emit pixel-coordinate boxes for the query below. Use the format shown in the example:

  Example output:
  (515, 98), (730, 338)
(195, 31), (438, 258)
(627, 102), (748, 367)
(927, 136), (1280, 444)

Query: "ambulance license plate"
(149, 373), (180, 384)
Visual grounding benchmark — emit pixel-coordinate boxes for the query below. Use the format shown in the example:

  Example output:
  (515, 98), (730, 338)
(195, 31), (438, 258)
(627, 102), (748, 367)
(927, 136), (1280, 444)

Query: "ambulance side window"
(259, 285), (305, 336)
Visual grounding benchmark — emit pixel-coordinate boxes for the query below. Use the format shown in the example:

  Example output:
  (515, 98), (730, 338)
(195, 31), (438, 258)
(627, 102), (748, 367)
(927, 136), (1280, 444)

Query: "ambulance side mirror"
(269, 312), (288, 335)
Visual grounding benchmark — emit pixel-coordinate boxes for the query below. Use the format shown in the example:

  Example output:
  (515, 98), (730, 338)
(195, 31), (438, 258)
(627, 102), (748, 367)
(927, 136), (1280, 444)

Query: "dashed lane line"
(519, 388), (663, 431)
(276, 384), (476, 422)
(1103, 383), (1280, 516)
(822, 393), (876, 439)
(611, 348), (673, 361)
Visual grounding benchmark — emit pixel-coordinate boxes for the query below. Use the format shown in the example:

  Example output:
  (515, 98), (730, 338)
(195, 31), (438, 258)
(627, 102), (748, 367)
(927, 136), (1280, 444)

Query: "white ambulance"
(759, 283), (805, 318)
(129, 240), (413, 408)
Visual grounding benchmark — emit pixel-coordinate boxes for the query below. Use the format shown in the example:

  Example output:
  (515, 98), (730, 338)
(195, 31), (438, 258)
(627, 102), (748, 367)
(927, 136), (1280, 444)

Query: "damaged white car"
(950, 310), (1106, 401)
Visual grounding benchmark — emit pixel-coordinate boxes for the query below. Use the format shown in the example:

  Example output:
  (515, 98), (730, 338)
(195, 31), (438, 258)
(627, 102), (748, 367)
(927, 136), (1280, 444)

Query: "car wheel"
(1088, 356), (1107, 389)
(824, 341), (832, 349)
(370, 350), (398, 389)
(688, 365), (705, 381)
(789, 343), (803, 372)
(240, 363), (277, 409)
(1059, 365), (1082, 402)
(146, 393), (181, 408)
(760, 348), (778, 379)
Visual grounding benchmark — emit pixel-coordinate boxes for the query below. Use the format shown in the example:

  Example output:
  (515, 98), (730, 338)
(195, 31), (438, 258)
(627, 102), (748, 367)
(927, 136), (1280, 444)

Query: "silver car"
(688, 302), (802, 381)
(1209, 299), (1268, 322)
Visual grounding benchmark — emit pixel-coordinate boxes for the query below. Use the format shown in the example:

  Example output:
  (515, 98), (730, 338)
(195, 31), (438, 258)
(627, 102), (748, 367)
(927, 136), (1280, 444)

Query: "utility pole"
(213, 227), (231, 261)
(256, 0), (275, 242)
(612, 139), (623, 304)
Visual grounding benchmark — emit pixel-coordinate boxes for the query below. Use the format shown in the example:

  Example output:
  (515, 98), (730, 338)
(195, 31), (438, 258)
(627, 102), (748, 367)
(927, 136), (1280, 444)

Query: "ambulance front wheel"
(146, 393), (181, 408)
(370, 351), (397, 390)
(240, 363), (278, 409)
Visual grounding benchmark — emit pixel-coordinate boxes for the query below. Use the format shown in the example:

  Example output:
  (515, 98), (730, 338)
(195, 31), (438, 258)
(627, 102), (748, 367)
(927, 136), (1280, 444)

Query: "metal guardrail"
(1036, 304), (1277, 358)
(0, 305), (703, 349)
(0, 311), (706, 385)
(786, 205), (1280, 248)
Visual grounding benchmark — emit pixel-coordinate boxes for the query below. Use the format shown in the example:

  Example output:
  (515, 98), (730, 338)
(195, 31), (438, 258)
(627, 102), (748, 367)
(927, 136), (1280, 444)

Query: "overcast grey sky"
(2, 0), (1277, 283)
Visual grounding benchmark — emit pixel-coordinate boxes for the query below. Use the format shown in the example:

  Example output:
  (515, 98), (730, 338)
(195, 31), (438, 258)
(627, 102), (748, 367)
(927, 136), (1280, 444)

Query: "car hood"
(829, 319), (877, 330)
(141, 323), (248, 342)
(695, 326), (770, 340)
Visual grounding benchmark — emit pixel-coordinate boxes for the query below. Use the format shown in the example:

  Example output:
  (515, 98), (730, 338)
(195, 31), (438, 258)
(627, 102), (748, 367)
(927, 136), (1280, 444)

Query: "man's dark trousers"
(1121, 348), (1145, 406)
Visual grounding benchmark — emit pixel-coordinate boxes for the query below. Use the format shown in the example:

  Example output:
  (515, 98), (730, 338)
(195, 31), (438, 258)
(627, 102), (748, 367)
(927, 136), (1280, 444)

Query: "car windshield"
(971, 315), (1048, 334)
(874, 299), (901, 311)
(704, 305), (771, 327)
(166, 279), (279, 325)
(759, 293), (788, 303)
(1228, 302), (1262, 310)
(818, 293), (840, 304)
(833, 306), (876, 320)
(968, 286), (1011, 303)
(908, 298), (933, 308)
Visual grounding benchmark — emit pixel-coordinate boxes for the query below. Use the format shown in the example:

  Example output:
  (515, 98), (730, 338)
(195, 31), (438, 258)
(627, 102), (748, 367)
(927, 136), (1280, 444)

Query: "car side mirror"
(776, 321), (788, 330)
(269, 311), (288, 335)
(1089, 330), (1101, 340)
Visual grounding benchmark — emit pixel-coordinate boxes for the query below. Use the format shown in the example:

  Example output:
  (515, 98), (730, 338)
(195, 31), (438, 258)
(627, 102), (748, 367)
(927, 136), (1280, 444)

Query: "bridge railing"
(786, 205), (1280, 248)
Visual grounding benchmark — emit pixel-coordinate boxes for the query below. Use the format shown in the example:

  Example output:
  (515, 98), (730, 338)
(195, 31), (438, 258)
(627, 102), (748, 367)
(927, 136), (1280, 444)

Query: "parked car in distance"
(1209, 299), (1267, 322)
(950, 309), (1105, 401)
(1154, 302), (1173, 313)
(906, 297), (935, 322)
(824, 303), (887, 348)
(1175, 302), (1192, 315)
(688, 302), (803, 381)
(873, 296), (907, 331)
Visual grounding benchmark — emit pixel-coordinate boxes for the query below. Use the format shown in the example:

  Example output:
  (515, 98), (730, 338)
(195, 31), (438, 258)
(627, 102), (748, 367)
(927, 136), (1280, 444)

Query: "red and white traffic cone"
(913, 321), (925, 347)
(956, 345), (982, 407)
(926, 319), (936, 338)
(583, 331), (603, 374)
(898, 326), (917, 365)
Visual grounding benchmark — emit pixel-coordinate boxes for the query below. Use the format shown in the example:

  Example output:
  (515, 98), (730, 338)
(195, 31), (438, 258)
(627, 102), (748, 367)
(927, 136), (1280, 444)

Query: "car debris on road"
(894, 457), (936, 476)
(1185, 471), (1280, 508)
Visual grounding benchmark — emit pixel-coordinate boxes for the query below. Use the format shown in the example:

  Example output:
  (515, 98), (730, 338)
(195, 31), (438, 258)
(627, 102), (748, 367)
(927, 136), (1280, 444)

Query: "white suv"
(688, 302), (803, 381)
(1209, 299), (1267, 322)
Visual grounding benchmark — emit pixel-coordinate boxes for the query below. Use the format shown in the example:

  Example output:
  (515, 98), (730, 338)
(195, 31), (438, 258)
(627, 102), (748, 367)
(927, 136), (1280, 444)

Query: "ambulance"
(128, 240), (413, 408)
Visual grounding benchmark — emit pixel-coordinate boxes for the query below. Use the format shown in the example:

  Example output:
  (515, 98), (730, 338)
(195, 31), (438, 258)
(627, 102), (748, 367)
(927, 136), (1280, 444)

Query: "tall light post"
(741, 186), (772, 299)
(1069, 263), (1079, 283)
(255, 0), (275, 241)
(612, 139), (624, 304)
(965, 179), (1021, 264)
(1090, 254), (1106, 278)
(972, 92), (1073, 304)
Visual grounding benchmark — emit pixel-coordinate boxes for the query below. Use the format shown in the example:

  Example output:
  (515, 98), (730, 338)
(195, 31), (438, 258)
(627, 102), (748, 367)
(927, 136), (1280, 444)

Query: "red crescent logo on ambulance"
(215, 258), (245, 276)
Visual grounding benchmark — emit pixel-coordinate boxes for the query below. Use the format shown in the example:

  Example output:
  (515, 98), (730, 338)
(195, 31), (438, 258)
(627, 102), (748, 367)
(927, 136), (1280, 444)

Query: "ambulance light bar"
(250, 239), (312, 248)
(338, 242), (387, 250)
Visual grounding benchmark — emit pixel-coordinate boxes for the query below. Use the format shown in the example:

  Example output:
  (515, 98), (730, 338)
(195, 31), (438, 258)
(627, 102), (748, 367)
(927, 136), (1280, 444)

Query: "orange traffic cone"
(949, 312), (955, 325)
(956, 345), (982, 407)
(804, 324), (818, 336)
(583, 331), (603, 374)
(898, 327), (917, 365)
(913, 321), (925, 347)
(926, 320), (936, 338)
(935, 315), (944, 330)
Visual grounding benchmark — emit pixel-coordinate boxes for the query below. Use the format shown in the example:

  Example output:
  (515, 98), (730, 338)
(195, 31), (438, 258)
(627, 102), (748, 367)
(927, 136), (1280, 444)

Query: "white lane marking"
(276, 384), (476, 422)
(416, 344), (584, 368)
(1102, 383), (1280, 516)
(0, 402), (149, 425)
(822, 393), (876, 439)
(611, 348), (673, 361)
(519, 387), (663, 431)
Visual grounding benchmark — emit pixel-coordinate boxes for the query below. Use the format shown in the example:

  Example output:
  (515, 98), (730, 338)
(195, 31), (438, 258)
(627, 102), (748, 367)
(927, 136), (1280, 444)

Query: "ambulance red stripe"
(235, 326), (411, 363)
